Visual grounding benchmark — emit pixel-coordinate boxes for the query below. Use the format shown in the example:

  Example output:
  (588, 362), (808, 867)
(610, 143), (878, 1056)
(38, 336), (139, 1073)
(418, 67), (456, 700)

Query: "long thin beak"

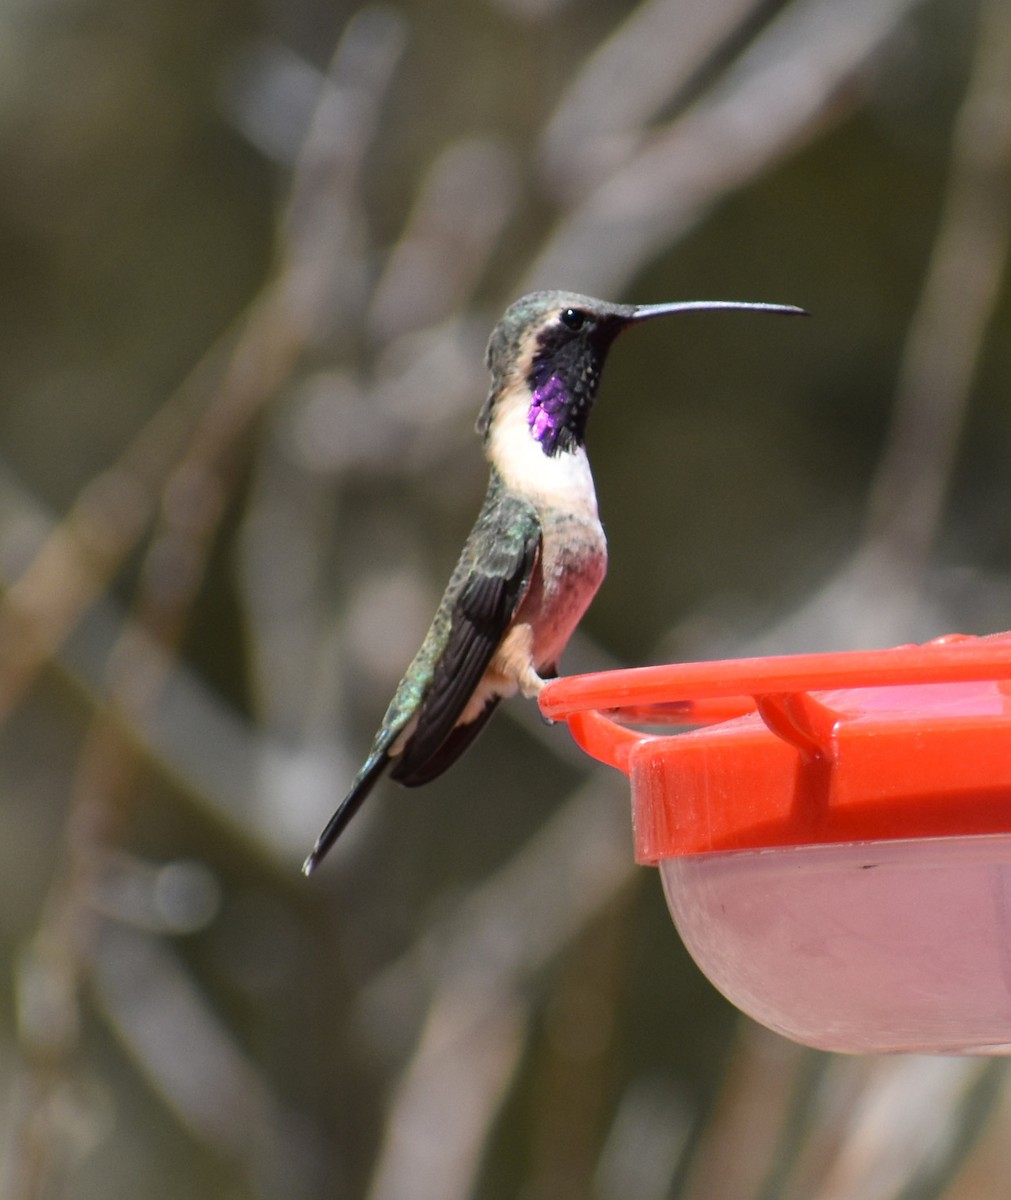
(631, 300), (807, 321)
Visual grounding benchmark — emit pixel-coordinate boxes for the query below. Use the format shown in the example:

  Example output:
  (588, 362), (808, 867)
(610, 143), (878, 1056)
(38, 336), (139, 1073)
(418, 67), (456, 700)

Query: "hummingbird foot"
(491, 622), (545, 698)
(490, 622), (558, 723)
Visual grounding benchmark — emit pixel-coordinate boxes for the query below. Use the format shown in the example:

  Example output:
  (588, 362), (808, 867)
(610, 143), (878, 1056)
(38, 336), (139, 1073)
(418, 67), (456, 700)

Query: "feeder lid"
(539, 634), (1011, 864)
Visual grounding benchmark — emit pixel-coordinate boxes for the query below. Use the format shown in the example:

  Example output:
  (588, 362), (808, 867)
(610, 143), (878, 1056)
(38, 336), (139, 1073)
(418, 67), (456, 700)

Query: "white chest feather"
(488, 386), (600, 518)
(486, 388), (607, 672)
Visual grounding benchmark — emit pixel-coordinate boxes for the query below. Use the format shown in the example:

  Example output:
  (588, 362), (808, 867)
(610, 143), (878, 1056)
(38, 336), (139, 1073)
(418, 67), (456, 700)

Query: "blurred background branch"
(0, 0), (1008, 1197)
(865, 0), (1011, 569)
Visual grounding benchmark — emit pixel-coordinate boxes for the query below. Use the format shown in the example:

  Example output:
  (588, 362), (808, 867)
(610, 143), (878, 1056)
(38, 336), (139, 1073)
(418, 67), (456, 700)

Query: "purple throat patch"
(527, 375), (568, 443)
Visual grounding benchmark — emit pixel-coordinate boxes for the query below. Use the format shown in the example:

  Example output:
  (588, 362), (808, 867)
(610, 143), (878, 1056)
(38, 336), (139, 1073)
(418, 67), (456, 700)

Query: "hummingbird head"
(479, 291), (634, 457)
(478, 290), (805, 457)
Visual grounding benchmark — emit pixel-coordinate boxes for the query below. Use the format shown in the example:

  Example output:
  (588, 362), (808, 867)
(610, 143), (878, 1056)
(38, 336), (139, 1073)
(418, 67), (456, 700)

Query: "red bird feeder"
(540, 634), (1011, 1054)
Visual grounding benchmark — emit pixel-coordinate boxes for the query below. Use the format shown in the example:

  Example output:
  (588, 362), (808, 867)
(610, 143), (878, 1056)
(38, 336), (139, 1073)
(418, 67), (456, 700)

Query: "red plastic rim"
(539, 634), (1011, 864)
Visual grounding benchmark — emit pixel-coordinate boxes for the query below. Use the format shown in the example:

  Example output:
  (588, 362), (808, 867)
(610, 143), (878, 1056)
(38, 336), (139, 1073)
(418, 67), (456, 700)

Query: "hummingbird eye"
(559, 308), (587, 331)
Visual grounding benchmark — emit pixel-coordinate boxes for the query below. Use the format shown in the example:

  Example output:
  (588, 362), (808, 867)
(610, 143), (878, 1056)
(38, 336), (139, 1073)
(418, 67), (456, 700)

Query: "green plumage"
(302, 469), (540, 871)
(381, 469), (540, 744)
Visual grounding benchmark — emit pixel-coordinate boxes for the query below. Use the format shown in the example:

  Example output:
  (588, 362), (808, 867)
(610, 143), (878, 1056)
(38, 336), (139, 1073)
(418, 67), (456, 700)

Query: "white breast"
(487, 386), (607, 672)
(487, 386), (601, 517)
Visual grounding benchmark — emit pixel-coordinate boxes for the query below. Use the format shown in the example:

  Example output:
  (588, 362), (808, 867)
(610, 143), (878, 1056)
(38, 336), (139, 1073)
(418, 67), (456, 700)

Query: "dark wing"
(392, 696), (499, 787)
(390, 489), (541, 784)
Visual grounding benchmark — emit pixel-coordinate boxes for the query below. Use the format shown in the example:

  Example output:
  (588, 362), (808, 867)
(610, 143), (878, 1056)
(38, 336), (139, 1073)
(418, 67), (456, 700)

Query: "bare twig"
(528, 0), (925, 297)
(363, 777), (636, 1200)
(367, 138), (519, 341)
(539, 0), (770, 199)
(4, 12), (407, 1198)
(810, 1058), (998, 1200)
(729, 0), (1011, 655)
(0, 6), (405, 733)
(864, 0), (1011, 570)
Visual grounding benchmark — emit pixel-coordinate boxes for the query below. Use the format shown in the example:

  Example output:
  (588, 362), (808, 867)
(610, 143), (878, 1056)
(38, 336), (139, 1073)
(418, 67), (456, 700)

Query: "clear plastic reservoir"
(662, 835), (1011, 1054)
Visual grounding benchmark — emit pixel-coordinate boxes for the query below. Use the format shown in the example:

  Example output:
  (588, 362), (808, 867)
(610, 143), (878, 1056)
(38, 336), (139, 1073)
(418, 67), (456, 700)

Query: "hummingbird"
(303, 290), (804, 874)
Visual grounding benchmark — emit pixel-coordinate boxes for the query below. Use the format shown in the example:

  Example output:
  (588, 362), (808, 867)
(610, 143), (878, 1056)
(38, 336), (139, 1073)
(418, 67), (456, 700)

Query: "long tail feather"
(302, 749), (390, 875)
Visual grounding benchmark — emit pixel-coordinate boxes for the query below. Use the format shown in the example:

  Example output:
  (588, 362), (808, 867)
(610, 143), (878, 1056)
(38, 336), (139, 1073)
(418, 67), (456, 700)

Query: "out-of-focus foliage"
(1, 0), (1010, 1197)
